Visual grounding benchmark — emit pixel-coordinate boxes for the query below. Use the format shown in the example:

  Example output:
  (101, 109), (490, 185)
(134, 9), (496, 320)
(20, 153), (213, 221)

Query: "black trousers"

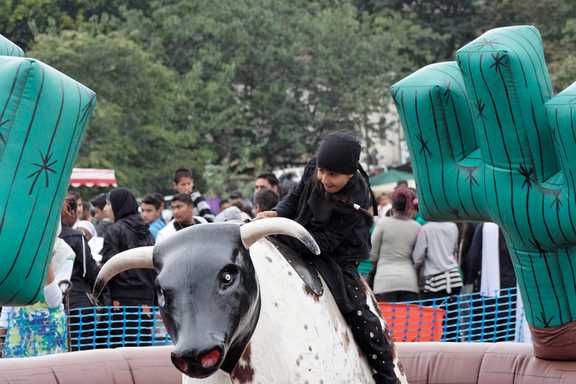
(466, 295), (516, 342)
(68, 293), (107, 351)
(311, 257), (401, 384)
(421, 289), (462, 342)
(108, 298), (154, 347)
(68, 307), (97, 351)
(375, 291), (420, 303)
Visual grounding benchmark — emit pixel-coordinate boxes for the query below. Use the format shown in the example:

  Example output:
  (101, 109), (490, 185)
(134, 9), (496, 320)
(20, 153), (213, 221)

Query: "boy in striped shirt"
(173, 168), (215, 222)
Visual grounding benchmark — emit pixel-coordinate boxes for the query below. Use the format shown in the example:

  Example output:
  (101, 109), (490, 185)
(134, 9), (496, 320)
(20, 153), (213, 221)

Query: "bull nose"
(171, 351), (190, 373)
(171, 345), (224, 378)
(198, 347), (223, 368)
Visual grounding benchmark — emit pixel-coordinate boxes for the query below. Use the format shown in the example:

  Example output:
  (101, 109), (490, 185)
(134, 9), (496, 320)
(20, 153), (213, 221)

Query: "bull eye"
(219, 266), (239, 289)
(157, 287), (170, 308)
(157, 289), (165, 307)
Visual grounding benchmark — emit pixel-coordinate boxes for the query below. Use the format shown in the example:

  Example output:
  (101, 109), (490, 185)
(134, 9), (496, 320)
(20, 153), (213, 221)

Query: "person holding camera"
(60, 192), (102, 351)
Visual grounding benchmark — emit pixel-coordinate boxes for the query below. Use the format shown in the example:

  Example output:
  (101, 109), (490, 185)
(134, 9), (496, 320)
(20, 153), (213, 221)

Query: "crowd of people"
(0, 166), (289, 355)
(370, 185), (516, 303)
(0, 133), (517, 379)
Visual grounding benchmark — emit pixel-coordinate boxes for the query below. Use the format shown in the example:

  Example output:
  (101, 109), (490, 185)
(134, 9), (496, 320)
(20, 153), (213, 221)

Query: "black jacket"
(94, 219), (112, 238)
(101, 213), (156, 304)
(462, 224), (517, 290)
(59, 225), (101, 308)
(274, 158), (373, 264)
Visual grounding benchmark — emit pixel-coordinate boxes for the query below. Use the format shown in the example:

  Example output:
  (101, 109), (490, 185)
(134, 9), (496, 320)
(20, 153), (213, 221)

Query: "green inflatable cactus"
(0, 34), (23, 57)
(392, 25), (576, 359)
(0, 35), (96, 305)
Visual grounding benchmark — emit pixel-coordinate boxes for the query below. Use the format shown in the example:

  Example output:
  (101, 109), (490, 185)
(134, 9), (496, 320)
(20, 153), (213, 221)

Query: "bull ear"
(240, 218), (320, 255)
(93, 246), (154, 298)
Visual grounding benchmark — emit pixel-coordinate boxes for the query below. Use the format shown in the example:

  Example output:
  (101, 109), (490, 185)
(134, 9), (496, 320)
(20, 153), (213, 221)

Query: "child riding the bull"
(257, 132), (400, 384)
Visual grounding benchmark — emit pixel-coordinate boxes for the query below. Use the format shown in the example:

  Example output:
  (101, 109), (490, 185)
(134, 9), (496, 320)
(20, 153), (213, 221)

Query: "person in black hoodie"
(256, 132), (401, 384)
(101, 187), (156, 346)
(60, 193), (102, 351)
(462, 223), (517, 341)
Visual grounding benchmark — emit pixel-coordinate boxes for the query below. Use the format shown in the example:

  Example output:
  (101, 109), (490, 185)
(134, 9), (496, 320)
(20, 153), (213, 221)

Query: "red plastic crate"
(378, 302), (445, 342)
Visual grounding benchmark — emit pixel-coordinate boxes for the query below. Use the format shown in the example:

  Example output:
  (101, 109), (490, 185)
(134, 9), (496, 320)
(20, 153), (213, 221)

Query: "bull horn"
(240, 217), (320, 255)
(93, 246), (154, 298)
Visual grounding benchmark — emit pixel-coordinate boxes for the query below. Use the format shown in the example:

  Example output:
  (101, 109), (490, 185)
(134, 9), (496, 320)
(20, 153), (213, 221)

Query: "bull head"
(93, 218), (319, 378)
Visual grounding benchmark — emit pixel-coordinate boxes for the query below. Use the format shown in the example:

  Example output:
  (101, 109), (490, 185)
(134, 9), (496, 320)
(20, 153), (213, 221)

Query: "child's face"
(174, 177), (194, 194)
(316, 168), (352, 194)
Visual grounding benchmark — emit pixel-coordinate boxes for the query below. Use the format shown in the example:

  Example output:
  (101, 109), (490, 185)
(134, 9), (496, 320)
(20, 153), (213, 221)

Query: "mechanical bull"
(94, 218), (407, 384)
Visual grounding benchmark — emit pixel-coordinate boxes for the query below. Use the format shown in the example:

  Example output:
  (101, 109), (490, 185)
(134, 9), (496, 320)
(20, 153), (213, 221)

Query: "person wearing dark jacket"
(90, 193), (112, 238)
(257, 132), (401, 384)
(102, 188), (156, 305)
(101, 187), (156, 346)
(463, 223), (516, 292)
(60, 193), (102, 351)
(462, 223), (517, 341)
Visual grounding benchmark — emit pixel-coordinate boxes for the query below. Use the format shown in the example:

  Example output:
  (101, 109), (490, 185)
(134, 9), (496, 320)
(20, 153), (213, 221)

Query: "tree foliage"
(0, 0), (150, 50)
(27, 31), (203, 195)
(2, 0), (576, 196)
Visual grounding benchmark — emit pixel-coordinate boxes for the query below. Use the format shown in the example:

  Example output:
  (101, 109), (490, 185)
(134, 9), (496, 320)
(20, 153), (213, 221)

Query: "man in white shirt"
(157, 193), (206, 244)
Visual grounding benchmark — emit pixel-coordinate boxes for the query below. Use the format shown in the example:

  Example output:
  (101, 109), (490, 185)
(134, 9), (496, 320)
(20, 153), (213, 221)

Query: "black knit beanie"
(108, 187), (139, 221)
(316, 132), (361, 174)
